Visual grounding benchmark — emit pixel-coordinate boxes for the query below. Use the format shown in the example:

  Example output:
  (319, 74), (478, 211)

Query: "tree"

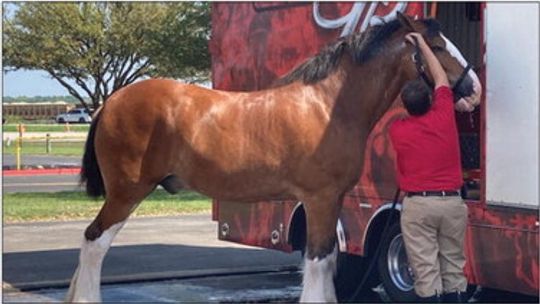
(3, 2), (210, 112)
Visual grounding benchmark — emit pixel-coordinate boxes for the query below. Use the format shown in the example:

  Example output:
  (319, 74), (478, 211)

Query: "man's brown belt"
(407, 190), (460, 197)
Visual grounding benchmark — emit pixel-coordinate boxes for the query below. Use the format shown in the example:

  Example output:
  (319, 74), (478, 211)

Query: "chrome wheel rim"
(387, 234), (414, 292)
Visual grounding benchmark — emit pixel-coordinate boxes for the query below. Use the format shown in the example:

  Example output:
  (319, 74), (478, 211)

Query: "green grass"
(3, 124), (90, 133)
(3, 140), (85, 156)
(3, 190), (211, 223)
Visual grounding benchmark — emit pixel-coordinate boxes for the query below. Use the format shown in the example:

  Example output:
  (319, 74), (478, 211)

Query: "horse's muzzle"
(453, 74), (474, 102)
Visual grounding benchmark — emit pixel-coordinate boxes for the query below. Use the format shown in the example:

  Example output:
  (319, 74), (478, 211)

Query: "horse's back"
(99, 78), (223, 138)
(104, 78), (214, 116)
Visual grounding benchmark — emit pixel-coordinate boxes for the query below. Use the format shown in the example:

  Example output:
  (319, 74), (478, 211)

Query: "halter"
(411, 36), (473, 101)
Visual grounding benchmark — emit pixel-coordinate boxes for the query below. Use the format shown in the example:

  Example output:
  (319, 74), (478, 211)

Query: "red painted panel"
(211, 2), (423, 91)
(217, 200), (297, 252)
(467, 205), (539, 295)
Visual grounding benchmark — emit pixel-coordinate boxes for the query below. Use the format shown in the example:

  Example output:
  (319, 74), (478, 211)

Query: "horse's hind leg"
(300, 191), (342, 303)
(65, 183), (154, 302)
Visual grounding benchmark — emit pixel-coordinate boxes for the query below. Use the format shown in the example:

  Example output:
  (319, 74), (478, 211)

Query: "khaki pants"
(400, 195), (468, 297)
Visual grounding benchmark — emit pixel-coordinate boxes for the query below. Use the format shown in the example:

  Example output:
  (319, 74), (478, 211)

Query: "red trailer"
(210, 2), (539, 301)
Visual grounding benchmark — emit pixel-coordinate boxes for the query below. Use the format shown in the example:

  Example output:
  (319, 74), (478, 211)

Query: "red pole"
(430, 2), (438, 18)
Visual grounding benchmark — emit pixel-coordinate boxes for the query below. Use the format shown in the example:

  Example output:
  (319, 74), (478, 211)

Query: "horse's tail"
(80, 107), (105, 198)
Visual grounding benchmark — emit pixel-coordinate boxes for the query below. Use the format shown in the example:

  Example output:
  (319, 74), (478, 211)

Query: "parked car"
(56, 109), (92, 124)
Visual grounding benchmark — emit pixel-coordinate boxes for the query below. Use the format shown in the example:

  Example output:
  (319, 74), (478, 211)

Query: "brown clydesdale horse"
(66, 12), (481, 302)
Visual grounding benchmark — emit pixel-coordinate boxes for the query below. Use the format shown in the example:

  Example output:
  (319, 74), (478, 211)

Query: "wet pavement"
(4, 271), (303, 303)
(5, 273), (538, 303)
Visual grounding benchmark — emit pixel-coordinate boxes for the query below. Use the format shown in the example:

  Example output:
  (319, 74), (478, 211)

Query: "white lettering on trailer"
(313, 2), (409, 37)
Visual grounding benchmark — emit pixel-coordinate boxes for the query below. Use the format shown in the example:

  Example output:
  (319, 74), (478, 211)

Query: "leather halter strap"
(451, 63), (473, 101)
(412, 37), (435, 89)
(411, 36), (473, 101)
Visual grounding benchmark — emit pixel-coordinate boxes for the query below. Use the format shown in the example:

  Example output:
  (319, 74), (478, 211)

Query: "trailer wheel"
(334, 252), (380, 302)
(377, 221), (417, 302)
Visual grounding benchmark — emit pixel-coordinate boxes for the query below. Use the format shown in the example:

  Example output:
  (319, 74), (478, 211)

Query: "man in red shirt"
(389, 32), (475, 303)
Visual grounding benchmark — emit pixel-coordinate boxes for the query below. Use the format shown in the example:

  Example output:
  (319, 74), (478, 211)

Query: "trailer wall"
(485, 3), (539, 207)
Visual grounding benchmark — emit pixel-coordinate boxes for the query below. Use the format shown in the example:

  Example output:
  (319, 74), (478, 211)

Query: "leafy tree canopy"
(3, 2), (210, 112)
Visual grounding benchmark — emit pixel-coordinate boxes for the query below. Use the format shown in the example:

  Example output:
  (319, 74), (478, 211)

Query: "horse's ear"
(397, 11), (416, 32)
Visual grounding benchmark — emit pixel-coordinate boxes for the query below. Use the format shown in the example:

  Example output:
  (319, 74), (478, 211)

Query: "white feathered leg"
(300, 245), (338, 303)
(65, 221), (125, 302)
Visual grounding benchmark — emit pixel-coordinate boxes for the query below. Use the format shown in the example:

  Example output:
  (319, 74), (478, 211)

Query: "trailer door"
(485, 3), (539, 207)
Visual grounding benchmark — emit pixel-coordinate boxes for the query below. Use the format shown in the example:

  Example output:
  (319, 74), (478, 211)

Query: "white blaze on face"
(441, 33), (482, 107)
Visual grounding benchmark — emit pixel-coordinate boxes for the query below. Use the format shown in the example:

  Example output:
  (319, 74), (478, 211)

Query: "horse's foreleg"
(65, 185), (152, 302)
(300, 192), (342, 303)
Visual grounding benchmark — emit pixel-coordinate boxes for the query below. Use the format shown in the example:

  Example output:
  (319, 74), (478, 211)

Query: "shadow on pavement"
(3, 243), (301, 291)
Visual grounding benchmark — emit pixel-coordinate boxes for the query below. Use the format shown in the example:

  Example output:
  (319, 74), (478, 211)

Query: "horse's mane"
(273, 18), (441, 87)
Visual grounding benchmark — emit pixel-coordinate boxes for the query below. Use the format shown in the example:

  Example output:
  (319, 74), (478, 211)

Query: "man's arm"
(405, 32), (449, 88)
(405, 32), (476, 112)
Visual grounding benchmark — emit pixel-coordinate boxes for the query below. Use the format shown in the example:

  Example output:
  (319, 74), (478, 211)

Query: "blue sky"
(2, 70), (80, 97)
(2, 4), (69, 97)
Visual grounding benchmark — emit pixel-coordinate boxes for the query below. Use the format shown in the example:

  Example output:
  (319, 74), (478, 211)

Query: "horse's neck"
(320, 56), (405, 132)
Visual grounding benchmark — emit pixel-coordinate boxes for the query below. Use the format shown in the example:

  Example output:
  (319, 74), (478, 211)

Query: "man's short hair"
(401, 79), (432, 116)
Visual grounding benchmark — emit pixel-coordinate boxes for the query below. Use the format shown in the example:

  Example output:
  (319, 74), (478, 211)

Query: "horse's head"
(395, 12), (482, 108)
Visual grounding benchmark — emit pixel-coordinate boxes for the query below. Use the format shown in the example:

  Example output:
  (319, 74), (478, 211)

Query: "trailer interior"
(436, 2), (483, 201)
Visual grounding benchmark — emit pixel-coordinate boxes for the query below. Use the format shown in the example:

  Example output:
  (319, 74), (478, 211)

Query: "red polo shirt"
(389, 86), (462, 192)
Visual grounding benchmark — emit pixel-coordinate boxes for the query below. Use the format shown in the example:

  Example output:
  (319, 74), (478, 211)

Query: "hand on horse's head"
(455, 98), (475, 112)
(404, 32), (427, 47)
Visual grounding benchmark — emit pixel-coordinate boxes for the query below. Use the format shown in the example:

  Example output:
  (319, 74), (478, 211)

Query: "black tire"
(335, 252), (380, 302)
(78, 117), (85, 123)
(377, 221), (417, 302)
(57, 118), (65, 124)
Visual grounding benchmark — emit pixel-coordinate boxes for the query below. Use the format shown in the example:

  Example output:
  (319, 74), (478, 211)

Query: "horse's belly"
(182, 166), (293, 202)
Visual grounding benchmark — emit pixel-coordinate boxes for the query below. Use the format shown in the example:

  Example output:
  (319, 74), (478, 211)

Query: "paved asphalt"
(2, 154), (81, 169)
(2, 155), (82, 193)
(3, 215), (303, 302)
(3, 174), (82, 193)
(4, 215), (302, 287)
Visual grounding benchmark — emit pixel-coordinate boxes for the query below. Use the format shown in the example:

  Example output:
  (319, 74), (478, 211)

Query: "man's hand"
(405, 32), (450, 88)
(455, 99), (475, 112)
(405, 32), (427, 48)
